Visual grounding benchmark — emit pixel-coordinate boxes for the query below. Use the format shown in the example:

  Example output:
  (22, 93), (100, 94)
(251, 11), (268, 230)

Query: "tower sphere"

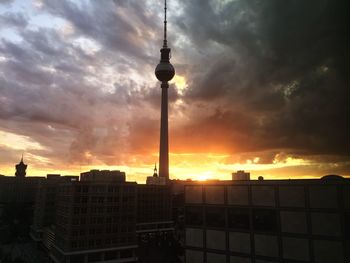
(155, 61), (175, 82)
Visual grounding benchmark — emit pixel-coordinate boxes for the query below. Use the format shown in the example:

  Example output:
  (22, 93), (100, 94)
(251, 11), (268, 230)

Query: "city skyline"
(0, 0), (349, 182)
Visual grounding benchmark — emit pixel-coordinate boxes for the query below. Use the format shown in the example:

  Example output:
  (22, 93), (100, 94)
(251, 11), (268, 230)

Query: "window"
(78, 240), (85, 247)
(253, 209), (277, 232)
(70, 255), (84, 263)
(120, 249), (133, 259)
(205, 207), (225, 227)
(105, 251), (118, 260)
(227, 208), (250, 230)
(88, 253), (100, 262)
(185, 206), (203, 226)
(345, 212), (350, 240)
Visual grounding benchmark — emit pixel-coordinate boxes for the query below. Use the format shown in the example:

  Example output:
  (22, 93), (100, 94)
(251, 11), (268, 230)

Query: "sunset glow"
(0, 0), (349, 181)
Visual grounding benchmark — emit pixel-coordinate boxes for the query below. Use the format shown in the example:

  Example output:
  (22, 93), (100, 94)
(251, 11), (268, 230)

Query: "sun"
(171, 75), (187, 92)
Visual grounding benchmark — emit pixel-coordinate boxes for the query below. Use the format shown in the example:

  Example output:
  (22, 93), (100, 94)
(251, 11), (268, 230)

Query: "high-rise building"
(155, 0), (175, 181)
(136, 185), (173, 233)
(30, 174), (78, 248)
(50, 173), (138, 263)
(184, 175), (350, 263)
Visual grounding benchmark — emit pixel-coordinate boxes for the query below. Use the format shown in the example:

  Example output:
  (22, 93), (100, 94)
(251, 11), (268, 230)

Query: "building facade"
(50, 179), (138, 263)
(0, 176), (44, 243)
(25, 169), (174, 263)
(137, 184), (173, 233)
(30, 174), (78, 245)
(184, 177), (350, 263)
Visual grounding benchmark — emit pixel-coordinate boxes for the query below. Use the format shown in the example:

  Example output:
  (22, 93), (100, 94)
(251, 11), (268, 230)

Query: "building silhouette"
(49, 172), (139, 263)
(30, 174), (78, 249)
(146, 164), (167, 185)
(183, 175), (350, 263)
(0, 174), (43, 243)
(23, 169), (174, 263)
(232, 170), (250, 181)
(15, 155), (27, 178)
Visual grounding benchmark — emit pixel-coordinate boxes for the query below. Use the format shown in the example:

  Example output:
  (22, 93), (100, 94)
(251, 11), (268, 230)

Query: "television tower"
(155, 0), (175, 181)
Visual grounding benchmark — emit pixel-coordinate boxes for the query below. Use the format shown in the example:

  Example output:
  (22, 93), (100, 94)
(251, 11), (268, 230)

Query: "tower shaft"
(155, 0), (174, 182)
(159, 82), (169, 180)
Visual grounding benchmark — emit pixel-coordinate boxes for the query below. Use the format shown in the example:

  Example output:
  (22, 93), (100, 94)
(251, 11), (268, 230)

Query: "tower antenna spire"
(155, 0), (175, 183)
(163, 0), (167, 47)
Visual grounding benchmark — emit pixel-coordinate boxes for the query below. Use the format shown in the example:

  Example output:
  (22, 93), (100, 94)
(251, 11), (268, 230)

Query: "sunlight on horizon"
(2, 151), (347, 183)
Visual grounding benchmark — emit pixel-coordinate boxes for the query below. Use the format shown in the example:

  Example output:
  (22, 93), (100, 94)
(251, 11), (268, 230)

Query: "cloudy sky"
(0, 0), (349, 182)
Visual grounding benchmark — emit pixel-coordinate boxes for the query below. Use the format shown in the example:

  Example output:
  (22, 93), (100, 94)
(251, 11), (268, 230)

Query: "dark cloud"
(173, 0), (350, 161)
(0, 0), (349, 177)
(0, 0), (14, 6)
(41, 0), (159, 63)
(0, 12), (27, 28)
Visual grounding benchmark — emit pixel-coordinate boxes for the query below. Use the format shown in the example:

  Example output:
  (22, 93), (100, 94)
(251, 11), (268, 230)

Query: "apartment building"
(30, 174), (78, 245)
(50, 176), (138, 263)
(184, 176), (350, 263)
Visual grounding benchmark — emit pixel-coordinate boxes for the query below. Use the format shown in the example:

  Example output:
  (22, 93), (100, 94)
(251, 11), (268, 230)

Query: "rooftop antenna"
(163, 0), (167, 48)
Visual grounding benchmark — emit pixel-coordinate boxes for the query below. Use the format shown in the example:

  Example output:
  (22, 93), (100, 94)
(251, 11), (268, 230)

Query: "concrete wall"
(343, 186), (350, 208)
(186, 186), (203, 204)
(230, 256), (251, 263)
(252, 186), (275, 206)
(311, 212), (342, 236)
(229, 232), (251, 253)
(254, 234), (278, 257)
(280, 211), (307, 234)
(313, 240), (344, 263)
(282, 237), (310, 261)
(309, 186), (338, 208)
(186, 250), (203, 263)
(185, 181), (348, 263)
(206, 230), (226, 250)
(279, 186), (305, 207)
(227, 186), (249, 205)
(186, 228), (203, 248)
(205, 186), (224, 204)
(206, 253), (226, 263)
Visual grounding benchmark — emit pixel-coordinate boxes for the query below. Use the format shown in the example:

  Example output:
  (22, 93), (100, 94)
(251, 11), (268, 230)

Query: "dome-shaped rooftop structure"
(321, 174), (344, 180)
